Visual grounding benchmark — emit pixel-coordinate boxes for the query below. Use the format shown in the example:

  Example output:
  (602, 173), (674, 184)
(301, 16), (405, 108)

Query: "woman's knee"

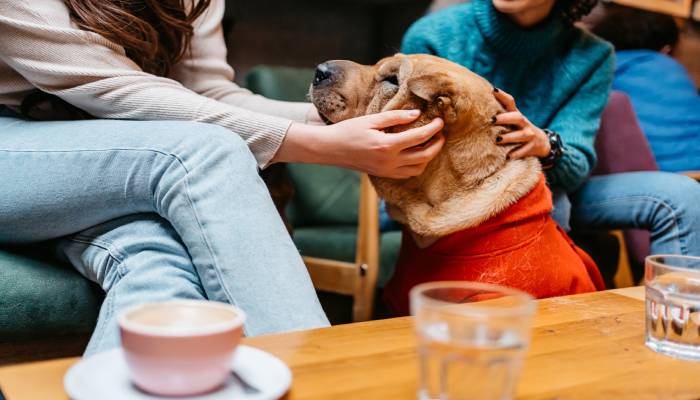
(622, 172), (700, 233)
(643, 173), (700, 214)
(571, 172), (700, 230)
(165, 122), (259, 173)
(184, 121), (246, 148)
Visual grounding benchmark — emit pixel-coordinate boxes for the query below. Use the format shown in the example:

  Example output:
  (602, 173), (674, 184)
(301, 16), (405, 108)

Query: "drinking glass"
(645, 255), (700, 361)
(410, 282), (536, 400)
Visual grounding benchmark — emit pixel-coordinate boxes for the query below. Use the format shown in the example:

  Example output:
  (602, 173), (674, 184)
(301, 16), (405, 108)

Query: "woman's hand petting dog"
(276, 110), (445, 179)
(305, 106), (327, 126)
(492, 88), (551, 160)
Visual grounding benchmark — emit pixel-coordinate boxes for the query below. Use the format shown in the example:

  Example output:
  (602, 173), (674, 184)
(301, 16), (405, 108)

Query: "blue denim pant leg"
(569, 172), (700, 256)
(550, 188), (572, 232)
(54, 214), (207, 355)
(0, 116), (329, 354)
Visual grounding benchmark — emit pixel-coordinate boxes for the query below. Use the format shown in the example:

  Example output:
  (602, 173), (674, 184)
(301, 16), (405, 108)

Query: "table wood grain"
(2, 287), (700, 399)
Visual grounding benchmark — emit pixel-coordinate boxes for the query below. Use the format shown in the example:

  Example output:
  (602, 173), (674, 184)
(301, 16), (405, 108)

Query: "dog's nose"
(313, 62), (338, 87)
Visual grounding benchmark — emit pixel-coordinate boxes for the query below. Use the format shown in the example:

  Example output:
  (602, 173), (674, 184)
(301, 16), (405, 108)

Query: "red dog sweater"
(383, 175), (605, 316)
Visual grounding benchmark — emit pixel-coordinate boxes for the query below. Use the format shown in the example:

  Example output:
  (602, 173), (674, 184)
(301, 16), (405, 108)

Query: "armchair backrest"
(592, 91), (659, 175)
(246, 66), (361, 227)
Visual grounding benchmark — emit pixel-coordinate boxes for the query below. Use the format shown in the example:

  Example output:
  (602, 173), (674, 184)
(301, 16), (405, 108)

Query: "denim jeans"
(0, 111), (329, 355)
(561, 172), (700, 256)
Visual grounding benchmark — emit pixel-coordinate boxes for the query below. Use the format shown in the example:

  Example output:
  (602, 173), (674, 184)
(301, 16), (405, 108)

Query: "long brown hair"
(21, 0), (211, 119)
(64, 0), (212, 77)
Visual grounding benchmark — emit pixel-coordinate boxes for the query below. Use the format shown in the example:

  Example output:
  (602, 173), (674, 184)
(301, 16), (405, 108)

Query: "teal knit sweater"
(401, 0), (615, 193)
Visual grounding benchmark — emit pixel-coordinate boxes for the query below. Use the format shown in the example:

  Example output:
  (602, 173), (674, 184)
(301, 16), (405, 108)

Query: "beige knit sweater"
(0, 0), (312, 167)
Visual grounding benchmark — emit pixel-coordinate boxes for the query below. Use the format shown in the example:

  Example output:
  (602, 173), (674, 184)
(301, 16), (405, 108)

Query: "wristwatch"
(539, 129), (564, 170)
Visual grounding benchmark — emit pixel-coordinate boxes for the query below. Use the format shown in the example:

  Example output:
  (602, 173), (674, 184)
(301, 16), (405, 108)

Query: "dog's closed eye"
(382, 75), (399, 86)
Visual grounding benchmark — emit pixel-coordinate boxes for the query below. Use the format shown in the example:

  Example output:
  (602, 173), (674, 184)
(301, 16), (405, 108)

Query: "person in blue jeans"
(384, 0), (700, 259)
(0, 0), (445, 355)
(588, 4), (700, 172)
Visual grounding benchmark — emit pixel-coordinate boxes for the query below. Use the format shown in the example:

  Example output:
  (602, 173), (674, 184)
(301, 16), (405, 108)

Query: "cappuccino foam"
(126, 303), (237, 330)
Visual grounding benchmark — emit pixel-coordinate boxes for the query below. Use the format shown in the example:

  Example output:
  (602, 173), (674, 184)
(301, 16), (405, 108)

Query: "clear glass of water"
(645, 255), (700, 361)
(410, 282), (536, 400)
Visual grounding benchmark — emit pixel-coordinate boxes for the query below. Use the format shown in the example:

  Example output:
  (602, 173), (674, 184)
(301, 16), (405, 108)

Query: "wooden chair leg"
(352, 266), (374, 322)
(352, 174), (380, 322)
(611, 230), (635, 288)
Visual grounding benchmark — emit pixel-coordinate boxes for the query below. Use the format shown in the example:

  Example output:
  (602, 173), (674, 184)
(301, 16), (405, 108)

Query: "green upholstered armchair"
(246, 66), (402, 321)
(0, 246), (102, 364)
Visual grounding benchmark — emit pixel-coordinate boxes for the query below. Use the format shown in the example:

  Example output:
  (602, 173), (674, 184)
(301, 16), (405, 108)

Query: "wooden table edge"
(0, 286), (647, 400)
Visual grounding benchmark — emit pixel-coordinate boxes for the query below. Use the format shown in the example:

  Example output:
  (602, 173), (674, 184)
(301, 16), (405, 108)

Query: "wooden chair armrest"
(353, 174), (381, 321)
(681, 171), (700, 181)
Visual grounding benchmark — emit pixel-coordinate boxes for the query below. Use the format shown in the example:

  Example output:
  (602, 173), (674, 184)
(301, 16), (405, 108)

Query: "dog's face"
(310, 54), (496, 137)
(310, 54), (536, 242)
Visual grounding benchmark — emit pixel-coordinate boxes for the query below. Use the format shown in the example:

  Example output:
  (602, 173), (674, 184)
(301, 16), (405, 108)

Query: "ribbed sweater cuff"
(545, 152), (589, 193)
(273, 101), (313, 123)
(245, 115), (293, 169)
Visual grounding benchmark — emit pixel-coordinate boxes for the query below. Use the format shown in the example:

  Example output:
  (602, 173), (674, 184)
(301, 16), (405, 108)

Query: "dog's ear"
(407, 74), (457, 124)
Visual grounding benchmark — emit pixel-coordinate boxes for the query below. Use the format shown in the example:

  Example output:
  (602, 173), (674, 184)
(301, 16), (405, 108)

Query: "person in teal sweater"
(391, 0), (700, 257)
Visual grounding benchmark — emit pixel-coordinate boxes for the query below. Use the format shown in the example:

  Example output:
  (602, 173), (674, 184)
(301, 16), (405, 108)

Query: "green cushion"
(293, 227), (402, 288)
(286, 164), (361, 227)
(245, 66), (315, 102)
(0, 248), (102, 341)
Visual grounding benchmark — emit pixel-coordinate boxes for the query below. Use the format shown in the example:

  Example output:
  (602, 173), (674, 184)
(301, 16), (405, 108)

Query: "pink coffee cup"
(118, 300), (245, 397)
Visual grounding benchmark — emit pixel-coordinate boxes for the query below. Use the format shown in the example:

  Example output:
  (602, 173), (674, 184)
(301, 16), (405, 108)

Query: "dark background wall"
(223, 0), (432, 83)
(223, 1), (700, 87)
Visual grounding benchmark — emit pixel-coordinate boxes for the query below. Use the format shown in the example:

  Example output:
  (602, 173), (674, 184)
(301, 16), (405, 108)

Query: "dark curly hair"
(588, 3), (679, 51)
(559, 0), (599, 23)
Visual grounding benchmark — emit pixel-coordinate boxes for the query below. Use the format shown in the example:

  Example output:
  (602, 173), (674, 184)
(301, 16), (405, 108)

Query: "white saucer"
(64, 345), (292, 400)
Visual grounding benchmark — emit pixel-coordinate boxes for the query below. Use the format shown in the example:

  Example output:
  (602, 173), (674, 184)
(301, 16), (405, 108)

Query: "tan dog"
(311, 54), (539, 245)
(310, 54), (604, 314)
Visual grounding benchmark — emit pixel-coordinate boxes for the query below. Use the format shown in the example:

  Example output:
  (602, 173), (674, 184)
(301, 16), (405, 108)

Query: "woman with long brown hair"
(0, 0), (445, 354)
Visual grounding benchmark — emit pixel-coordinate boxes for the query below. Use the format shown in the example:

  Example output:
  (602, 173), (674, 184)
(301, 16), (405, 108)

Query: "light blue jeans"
(558, 172), (700, 256)
(0, 110), (329, 355)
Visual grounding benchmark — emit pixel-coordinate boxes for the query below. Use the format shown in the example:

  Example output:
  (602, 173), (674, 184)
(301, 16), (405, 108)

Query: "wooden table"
(2, 287), (700, 399)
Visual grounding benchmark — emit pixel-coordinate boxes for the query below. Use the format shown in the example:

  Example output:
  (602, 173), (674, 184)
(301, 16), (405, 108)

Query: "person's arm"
(0, 0), (445, 177)
(493, 52), (614, 193)
(277, 113), (445, 179)
(544, 53), (615, 193)
(0, 0), (296, 167)
(170, 0), (313, 123)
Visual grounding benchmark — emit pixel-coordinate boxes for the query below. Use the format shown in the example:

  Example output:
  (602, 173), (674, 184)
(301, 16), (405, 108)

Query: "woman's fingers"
(493, 88), (518, 112)
(394, 163), (430, 179)
(377, 132), (445, 178)
(497, 129), (534, 144)
(378, 132), (444, 178)
(361, 109), (421, 129)
(509, 142), (536, 160)
(400, 133), (445, 164)
(388, 118), (445, 150)
(493, 111), (528, 128)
